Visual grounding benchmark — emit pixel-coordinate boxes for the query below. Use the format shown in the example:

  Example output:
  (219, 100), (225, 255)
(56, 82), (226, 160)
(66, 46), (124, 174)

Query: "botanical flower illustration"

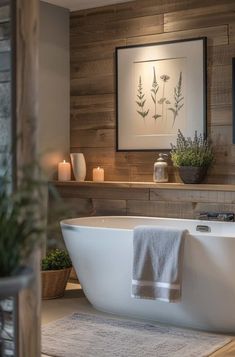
(160, 74), (170, 82)
(136, 76), (149, 119)
(151, 67), (161, 120)
(135, 67), (184, 126)
(159, 74), (170, 118)
(165, 99), (171, 120)
(168, 72), (184, 127)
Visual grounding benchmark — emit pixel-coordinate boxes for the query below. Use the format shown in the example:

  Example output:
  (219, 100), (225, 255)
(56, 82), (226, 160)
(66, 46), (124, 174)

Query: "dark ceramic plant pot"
(178, 166), (208, 184)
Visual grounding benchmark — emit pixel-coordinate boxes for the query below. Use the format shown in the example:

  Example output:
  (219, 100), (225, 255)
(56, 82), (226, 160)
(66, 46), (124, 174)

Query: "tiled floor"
(41, 284), (235, 357)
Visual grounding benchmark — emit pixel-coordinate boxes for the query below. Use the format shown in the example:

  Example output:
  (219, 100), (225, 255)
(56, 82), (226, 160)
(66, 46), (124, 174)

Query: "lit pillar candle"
(58, 160), (71, 181)
(92, 166), (104, 182)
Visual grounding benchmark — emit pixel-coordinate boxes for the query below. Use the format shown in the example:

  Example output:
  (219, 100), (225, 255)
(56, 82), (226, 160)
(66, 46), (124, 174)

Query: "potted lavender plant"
(170, 130), (214, 184)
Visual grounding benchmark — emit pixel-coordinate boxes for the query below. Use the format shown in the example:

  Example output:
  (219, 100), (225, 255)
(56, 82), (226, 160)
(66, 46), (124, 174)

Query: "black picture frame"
(115, 37), (207, 152)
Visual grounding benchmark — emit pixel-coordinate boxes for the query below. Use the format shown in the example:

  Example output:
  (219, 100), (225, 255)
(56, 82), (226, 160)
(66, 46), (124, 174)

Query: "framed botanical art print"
(116, 37), (207, 151)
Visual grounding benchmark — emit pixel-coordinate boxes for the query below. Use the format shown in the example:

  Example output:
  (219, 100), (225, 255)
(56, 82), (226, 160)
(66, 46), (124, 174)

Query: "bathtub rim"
(60, 215), (235, 236)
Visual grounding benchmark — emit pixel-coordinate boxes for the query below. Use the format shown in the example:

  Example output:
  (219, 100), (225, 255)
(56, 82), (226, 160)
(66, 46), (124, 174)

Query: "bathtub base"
(61, 216), (235, 334)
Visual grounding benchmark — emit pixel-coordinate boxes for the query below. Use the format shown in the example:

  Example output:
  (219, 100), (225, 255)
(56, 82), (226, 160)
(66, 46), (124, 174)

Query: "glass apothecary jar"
(153, 153), (168, 183)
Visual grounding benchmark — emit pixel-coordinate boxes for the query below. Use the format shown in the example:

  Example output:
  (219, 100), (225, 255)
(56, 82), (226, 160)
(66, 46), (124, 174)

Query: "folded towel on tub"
(131, 226), (187, 303)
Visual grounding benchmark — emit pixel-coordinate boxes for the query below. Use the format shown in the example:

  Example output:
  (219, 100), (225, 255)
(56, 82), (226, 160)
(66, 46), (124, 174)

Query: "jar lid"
(157, 153), (168, 161)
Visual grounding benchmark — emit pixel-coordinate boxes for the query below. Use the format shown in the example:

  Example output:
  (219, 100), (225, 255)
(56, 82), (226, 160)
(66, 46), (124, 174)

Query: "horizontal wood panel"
(207, 65), (232, 107)
(71, 14), (163, 45)
(208, 44), (235, 66)
(92, 199), (126, 215)
(70, 94), (115, 132)
(71, 110), (115, 130)
(164, 4), (235, 32)
(49, 196), (94, 219)
(210, 125), (232, 146)
(138, 0), (235, 16)
(126, 25), (228, 47)
(71, 94), (114, 112)
(72, 147), (128, 165)
(71, 13), (164, 36)
(71, 0), (235, 25)
(205, 175), (235, 185)
(70, 39), (126, 60)
(70, 2), (135, 23)
(71, 58), (114, 79)
(209, 105), (232, 126)
(129, 172), (156, 182)
(70, 128), (115, 148)
(57, 185), (149, 200)
(208, 163), (235, 177)
(127, 199), (195, 218)
(194, 202), (235, 215)
(71, 74), (114, 96)
(150, 189), (235, 203)
(229, 23), (235, 44)
(129, 164), (177, 182)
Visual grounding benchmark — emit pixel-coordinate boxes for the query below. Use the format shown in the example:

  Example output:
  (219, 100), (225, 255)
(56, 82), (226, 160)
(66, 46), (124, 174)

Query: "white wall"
(39, 1), (70, 179)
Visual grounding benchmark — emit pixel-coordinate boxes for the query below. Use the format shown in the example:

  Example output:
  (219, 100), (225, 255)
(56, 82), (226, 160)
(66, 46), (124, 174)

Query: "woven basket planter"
(42, 267), (71, 300)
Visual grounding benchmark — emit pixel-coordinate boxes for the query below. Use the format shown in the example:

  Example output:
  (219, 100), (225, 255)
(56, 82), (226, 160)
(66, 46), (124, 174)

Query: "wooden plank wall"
(70, 0), (235, 184)
(50, 183), (235, 244)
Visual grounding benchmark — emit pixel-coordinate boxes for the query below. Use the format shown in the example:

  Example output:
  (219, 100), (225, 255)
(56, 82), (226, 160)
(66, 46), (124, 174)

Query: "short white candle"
(93, 166), (104, 182)
(58, 160), (71, 181)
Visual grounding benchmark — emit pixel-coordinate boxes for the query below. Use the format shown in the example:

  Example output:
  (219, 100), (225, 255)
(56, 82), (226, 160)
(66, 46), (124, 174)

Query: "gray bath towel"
(132, 226), (187, 303)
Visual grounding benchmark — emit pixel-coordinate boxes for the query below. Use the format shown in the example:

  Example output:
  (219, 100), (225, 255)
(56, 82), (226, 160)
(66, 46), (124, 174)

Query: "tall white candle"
(93, 166), (104, 182)
(58, 160), (71, 181)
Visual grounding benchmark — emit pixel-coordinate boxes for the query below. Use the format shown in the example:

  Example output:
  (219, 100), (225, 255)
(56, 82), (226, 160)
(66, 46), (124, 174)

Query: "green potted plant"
(170, 130), (214, 184)
(41, 249), (72, 299)
(0, 160), (45, 355)
(0, 164), (44, 282)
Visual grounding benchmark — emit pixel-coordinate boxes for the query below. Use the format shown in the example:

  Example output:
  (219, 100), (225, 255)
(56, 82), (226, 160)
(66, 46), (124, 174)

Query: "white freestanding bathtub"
(61, 216), (235, 333)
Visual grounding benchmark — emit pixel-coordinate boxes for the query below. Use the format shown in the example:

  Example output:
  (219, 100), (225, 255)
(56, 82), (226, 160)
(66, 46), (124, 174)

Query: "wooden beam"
(16, 0), (40, 356)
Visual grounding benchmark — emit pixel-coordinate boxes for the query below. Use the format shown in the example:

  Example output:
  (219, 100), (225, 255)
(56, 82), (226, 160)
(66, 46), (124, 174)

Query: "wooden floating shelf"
(51, 181), (235, 192)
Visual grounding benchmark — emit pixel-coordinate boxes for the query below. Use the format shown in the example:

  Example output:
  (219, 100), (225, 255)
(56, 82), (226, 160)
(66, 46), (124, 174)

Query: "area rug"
(42, 313), (231, 357)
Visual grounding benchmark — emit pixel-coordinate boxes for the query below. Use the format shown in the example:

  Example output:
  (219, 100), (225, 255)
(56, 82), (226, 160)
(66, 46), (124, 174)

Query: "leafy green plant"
(136, 76), (149, 119)
(0, 160), (45, 277)
(169, 72), (184, 127)
(171, 130), (214, 168)
(41, 249), (72, 271)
